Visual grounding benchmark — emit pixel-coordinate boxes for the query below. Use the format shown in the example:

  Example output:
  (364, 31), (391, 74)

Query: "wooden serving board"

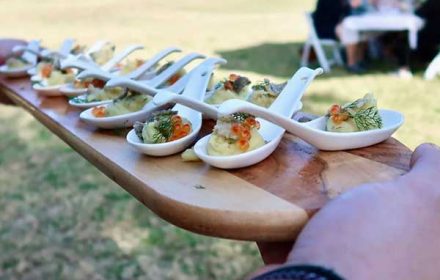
(0, 78), (412, 242)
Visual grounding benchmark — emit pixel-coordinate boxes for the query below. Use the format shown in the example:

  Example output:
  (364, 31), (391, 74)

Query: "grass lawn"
(1, 0), (439, 279)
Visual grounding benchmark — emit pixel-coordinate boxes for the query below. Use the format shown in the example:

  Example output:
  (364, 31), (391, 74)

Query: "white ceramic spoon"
(79, 95), (163, 129)
(16, 39), (75, 76)
(100, 44), (144, 72)
(60, 54), (98, 72)
(105, 56), (223, 93)
(85, 40), (110, 57)
(218, 99), (404, 151)
(143, 53), (205, 88)
(32, 69), (79, 97)
(0, 40), (40, 78)
(126, 66), (215, 156)
(39, 38), (75, 59)
(125, 47), (181, 80)
(59, 84), (89, 97)
(68, 95), (110, 109)
(75, 47), (182, 82)
(19, 38), (76, 61)
(69, 51), (205, 109)
(39, 45), (142, 96)
(21, 40), (104, 60)
(33, 82), (70, 96)
(61, 41), (138, 71)
(56, 40), (109, 70)
(192, 67), (322, 169)
(79, 57), (226, 127)
(28, 39), (77, 81)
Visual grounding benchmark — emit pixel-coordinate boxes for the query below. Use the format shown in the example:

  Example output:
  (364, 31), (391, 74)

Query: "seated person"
(335, 0), (402, 73)
(335, 0), (374, 73)
(379, 31), (413, 79)
(312, 0), (351, 41)
(414, 0), (440, 63)
(378, 0), (440, 78)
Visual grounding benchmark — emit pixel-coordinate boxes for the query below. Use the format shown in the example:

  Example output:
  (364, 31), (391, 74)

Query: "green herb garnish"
(353, 107), (383, 131)
(149, 110), (178, 143)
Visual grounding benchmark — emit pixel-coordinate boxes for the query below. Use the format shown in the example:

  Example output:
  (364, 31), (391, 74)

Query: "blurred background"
(0, 0), (439, 279)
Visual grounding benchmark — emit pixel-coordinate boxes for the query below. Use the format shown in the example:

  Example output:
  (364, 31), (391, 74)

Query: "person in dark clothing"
(312, 0), (374, 73)
(379, 0), (440, 78)
(415, 0), (440, 63)
(379, 31), (413, 78)
(312, 0), (351, 40)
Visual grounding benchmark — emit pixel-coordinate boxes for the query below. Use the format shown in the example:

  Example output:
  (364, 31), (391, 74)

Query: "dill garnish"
(251, 79), (286, 96)
(219, 112), (255, 124)
(231, 112), (253, 123)
(353, 107), (383, 130)
(149, 110), (178, 143)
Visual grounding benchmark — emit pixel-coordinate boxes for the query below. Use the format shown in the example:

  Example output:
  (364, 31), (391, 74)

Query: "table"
(342, 12), (425, 49)
(0, 77), (412, 242)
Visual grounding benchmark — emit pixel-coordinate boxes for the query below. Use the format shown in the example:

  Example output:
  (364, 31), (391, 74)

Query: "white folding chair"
(301, 12), (344, 73)
(424, 52), (440, 80)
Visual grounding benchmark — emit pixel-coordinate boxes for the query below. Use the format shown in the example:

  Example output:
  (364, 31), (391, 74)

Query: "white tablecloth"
(342, 13), (425, 49)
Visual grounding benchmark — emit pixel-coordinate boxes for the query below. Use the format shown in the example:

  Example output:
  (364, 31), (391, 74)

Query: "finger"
(410, 143), (440, 170)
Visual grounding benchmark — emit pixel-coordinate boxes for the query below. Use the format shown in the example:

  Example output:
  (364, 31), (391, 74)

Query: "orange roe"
(167, 115), (191, 142)
(228, 116), (261, 151)
(329, 104), (341, 116)
(41, 64), (53, 78)
(231, 123), (241, 135)
(171, 115), (182, 124)
(240, 128), (251, 140)
(237, 139), (250, 151)
(92, 106), (106, 118)
(182, 123), (191, 134)
(167, 73), (181, 85)
(229, 74), (239, 81)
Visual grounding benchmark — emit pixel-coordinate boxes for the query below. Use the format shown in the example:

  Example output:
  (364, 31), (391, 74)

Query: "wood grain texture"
(0, 77), (412, 241)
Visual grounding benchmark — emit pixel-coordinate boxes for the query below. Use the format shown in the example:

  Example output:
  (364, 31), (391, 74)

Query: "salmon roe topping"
(237, 139), (250, 151)
(91, 106), (106, 118)
(41, 64), (53, 78)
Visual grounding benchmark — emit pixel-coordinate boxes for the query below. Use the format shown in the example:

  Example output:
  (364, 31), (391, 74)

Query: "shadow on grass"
(216, 41), (426, 79)
(303, 91), (350, 108)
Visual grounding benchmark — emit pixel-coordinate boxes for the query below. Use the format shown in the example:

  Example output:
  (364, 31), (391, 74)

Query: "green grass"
(1, 0), (440, 279)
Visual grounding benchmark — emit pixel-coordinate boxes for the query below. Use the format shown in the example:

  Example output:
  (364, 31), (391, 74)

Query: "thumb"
(410, 143), (440, 172)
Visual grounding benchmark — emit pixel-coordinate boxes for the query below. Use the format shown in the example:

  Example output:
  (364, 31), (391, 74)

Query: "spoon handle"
(20, 40), (40, 65)
(76, 68), (113, 81)
(85, 40), (109, 56)
(269, 67), (323, 117)
(58, 38), (76, 57)
(101, 45), (144, 71)
(60, 58), (96, 71)
(183, 65), (216, 101)
(153, 91), (218, 119)
(105, 77), (159, 96)
(147, 53), (205, 87)
(166, 57), (227, 94)
(218, 99), (319, 141)
(126, 47), (181, 80)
